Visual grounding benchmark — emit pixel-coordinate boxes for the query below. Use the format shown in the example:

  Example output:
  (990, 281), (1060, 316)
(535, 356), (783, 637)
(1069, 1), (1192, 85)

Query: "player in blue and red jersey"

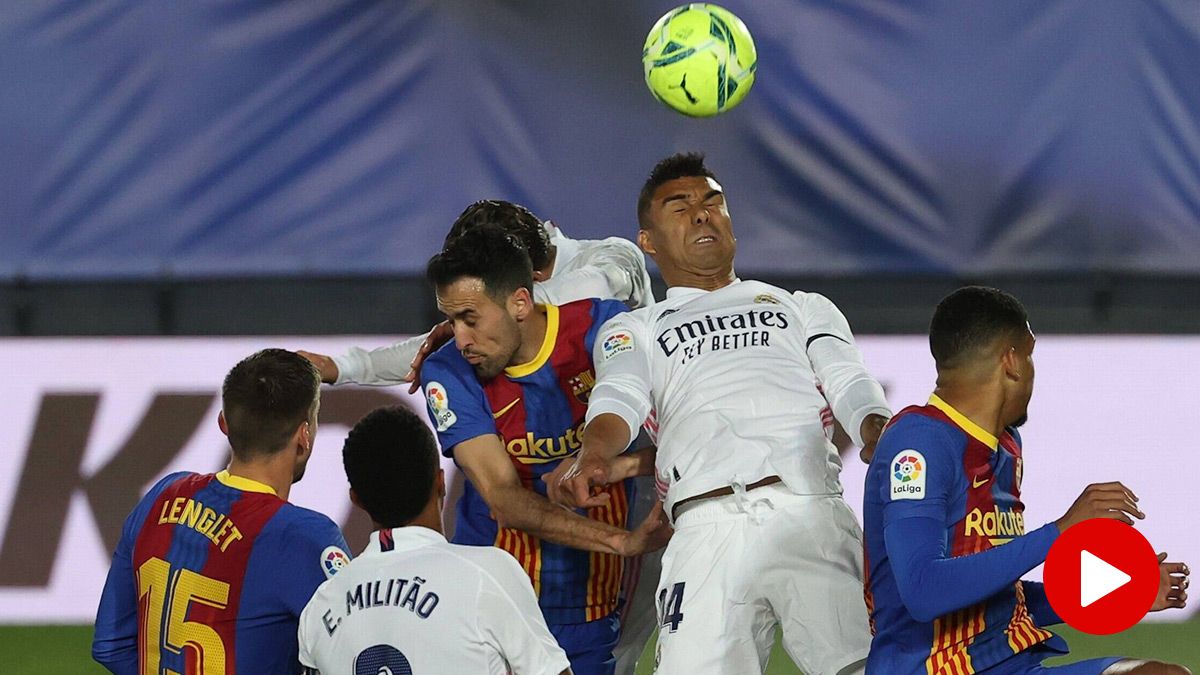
(863, 287), (1189, 675)
(421, 223), (670, 675)
(93, 349), (350, 675)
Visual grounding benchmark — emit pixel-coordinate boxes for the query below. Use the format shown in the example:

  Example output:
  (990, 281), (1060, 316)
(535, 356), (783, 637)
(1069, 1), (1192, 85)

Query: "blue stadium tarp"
(1, 0), (1198, 279)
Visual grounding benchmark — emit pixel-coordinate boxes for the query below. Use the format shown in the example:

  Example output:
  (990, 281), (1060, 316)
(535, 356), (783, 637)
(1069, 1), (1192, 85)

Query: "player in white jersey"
(548, 153), (891, 675)
(299, 200), (660, 674)
(300, 200), (654, 390)
(298, 405), (571, 675)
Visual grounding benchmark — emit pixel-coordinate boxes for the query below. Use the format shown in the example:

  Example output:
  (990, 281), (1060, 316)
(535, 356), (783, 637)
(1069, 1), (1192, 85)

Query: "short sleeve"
(877, 417), (963, 527)
(585, 298), (632, 353)
(477, 551), (572, 675)
(585, 312), (654, 441)
(794, 291), (855, 344)
(420, 345), (499, 458)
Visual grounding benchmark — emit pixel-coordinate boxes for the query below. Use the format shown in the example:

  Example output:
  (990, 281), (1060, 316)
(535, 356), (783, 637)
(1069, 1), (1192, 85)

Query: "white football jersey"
(586, 280), (891, 518)
(332, 223), (654, 386)
(298, 527), (569, 675)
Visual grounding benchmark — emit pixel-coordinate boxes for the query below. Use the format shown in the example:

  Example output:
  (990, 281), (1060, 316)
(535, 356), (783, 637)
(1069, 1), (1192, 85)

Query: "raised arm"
(533, 237), (652, 309)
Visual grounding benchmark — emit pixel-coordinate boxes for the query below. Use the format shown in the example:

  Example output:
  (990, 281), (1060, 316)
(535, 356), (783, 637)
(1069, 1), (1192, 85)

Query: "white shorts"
(652, 484), (871, 675)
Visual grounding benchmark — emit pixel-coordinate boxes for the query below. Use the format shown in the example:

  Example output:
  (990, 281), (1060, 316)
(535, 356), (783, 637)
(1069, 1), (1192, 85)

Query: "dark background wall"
(2, 274), (1197, 336)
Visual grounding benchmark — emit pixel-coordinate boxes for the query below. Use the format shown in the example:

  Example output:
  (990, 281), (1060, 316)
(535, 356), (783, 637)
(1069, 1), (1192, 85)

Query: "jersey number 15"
(137, 556), (230, 675)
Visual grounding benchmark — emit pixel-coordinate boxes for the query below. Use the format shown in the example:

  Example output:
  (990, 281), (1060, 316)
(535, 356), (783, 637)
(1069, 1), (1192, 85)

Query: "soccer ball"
(642, 3), (757, 117)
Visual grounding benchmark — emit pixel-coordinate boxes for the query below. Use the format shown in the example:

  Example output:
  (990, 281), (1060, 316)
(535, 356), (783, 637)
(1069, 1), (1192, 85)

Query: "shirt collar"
(928, 394), (999, 451)
(665, 278), (741, 299)
(369, 526), (446, 553)
(505, 304), (559, 378)
(545, 221), (579, 276)
(215, 470), (277, 495)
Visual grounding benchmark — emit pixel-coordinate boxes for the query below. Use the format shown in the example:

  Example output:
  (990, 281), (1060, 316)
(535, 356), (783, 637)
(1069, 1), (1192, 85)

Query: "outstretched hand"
(620, 500), (672, 557)
(405, 321), (454, 394)
(1151, 552), (1189, 612)
(544, 451), (614, 509)
(1055, 482), (1144, 532)
(297, 350), (339, 384)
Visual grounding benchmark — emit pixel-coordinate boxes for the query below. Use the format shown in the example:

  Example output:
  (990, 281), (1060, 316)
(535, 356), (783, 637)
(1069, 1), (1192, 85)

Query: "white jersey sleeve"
(795, 292), (891, 447)
(297, 583), (323, 673)
(585, 311), (654, 444)
(330, 333), (427, 386)
(477, 550), (571, 675)
(537, 237), (654, 309)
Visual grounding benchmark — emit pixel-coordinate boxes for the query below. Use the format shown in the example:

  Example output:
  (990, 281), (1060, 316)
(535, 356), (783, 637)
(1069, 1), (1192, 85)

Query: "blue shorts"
(550, 613), (620, 675)
(984, 647), (1125, 675)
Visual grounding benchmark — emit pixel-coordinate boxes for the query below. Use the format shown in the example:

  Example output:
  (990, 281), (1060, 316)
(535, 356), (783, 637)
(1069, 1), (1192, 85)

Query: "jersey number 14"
(658, 582), (686, 633)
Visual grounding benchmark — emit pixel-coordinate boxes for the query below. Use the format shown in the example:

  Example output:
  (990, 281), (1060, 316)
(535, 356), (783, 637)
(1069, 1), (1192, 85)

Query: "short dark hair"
(342, 406), (439, 528)
(221, 349), (320, 459)
(444, 200), (551, 271)
(637, 152), (719, 229)
(930, 286), (1031, 370)
(426, 223), (534, 301)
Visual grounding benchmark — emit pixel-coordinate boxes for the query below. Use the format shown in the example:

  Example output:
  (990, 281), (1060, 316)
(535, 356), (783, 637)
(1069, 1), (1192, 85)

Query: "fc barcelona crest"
(569, 370), (596, 404)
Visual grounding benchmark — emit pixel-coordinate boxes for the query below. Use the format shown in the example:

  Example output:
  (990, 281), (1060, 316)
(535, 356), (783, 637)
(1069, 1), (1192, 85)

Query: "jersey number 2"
(658, 582), (685, 633)
(137, 556), (230, 675)
(354, 644), (413, 675)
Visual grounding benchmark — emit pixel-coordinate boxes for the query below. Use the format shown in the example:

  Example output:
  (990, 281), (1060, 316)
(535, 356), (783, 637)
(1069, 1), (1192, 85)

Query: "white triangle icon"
(1080, 550), (1132, 607)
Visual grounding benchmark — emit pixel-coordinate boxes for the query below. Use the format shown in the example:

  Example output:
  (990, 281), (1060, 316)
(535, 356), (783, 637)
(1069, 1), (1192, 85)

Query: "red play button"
(1043, 519), (1159, 634)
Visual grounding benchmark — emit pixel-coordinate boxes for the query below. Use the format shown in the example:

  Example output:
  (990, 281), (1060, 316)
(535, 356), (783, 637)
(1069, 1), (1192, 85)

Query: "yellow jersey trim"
(216, 470), (277, 496)
(929, 394), (999, 451)
(505, 305), (558, 378)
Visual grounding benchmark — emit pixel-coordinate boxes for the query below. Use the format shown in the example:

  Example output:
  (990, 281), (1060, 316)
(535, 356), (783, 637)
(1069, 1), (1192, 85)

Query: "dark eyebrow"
(702, 189), (723, 200)
(442, 308), (477, 322)
(660, 193), (689, 208)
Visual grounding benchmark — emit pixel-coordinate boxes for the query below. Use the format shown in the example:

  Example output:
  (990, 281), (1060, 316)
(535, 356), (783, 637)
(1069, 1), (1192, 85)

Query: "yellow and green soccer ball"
(642, 3), (757, 117)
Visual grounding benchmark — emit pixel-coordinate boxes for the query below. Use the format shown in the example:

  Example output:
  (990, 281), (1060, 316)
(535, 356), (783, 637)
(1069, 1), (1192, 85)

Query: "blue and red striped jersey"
(863, 395), (1067, 675)
(422, 298), (631, 625)
(93, 470), (349, 675)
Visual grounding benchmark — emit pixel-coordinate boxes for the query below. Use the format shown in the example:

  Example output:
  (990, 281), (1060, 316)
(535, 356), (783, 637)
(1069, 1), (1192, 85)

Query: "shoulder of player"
(878, 412), (969, 466)
(151, 470), (200, 495)
(780, 286), (842, 314)
(572, 235), (643, 260)
(439, 543), (524, 583)
(267, 504), (344, 544)
(424, 339), (469, 371)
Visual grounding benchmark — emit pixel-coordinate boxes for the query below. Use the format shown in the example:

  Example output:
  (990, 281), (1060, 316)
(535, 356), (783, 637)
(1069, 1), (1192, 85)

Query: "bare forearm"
(623, 446), (656, 478)
(491, 485), (627, 555)
(582, 413), (633, 460)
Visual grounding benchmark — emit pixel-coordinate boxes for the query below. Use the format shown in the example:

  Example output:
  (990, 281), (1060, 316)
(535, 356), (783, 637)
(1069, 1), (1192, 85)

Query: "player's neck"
(663, 266), (736, 292)
(512, 306), (548, 366)
(226, 458), (294, 501)
(383, 501), (444, 536)
(932, 384), (1006, 439)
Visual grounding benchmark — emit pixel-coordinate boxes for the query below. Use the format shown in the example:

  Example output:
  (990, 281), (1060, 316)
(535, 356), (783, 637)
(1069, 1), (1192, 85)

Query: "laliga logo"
(890, 451), (926, 499)
(424, 382), (457, 432)
(602, 332), (634, 361)
(322, 547), (350, 579)
(893, 454), (922, 483)
(604, 333), (631, 350)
